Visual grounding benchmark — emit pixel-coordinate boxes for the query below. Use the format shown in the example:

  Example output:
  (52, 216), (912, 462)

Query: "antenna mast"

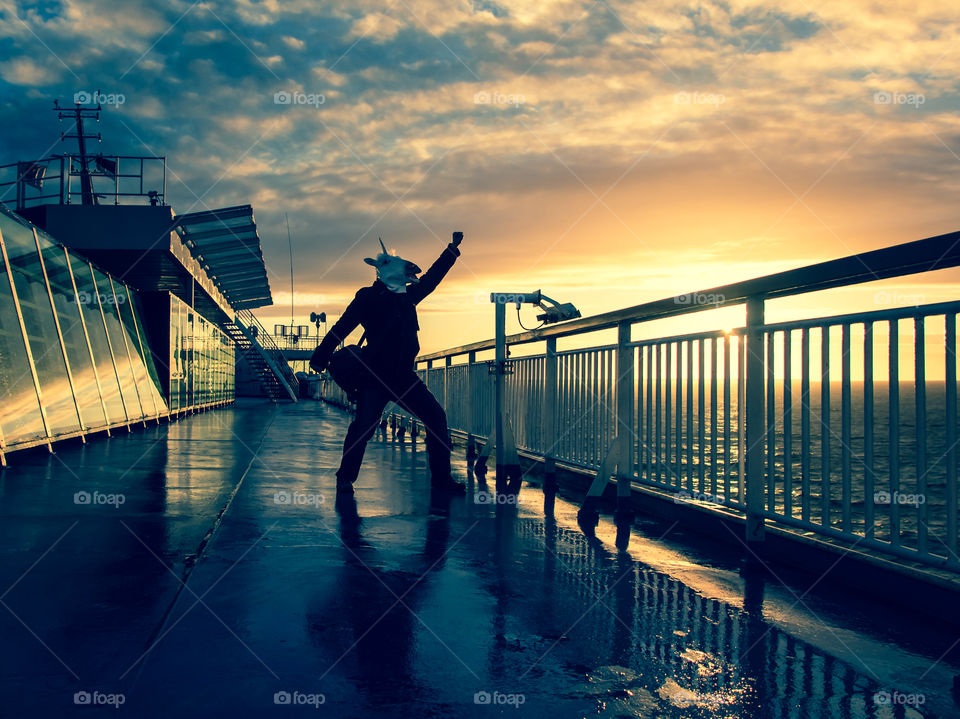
(286, 213), (294, 330)
(53, 98), (102, 205)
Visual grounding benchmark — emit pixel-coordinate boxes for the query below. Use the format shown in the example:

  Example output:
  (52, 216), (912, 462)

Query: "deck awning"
(174, 205), (272, 310)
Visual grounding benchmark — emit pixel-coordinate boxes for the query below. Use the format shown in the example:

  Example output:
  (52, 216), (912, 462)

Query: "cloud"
(0, 57), (61, 85)
(1, 0), (959, 351)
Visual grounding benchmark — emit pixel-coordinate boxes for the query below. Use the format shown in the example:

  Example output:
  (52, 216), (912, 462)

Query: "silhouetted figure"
(311, 232), (466, 496)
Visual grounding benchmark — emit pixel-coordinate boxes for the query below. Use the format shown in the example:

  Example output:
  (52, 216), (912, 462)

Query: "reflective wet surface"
(0, 400), (958, 717)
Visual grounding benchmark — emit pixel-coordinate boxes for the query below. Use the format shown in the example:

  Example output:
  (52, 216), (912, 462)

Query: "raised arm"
(309, 291), (364, 372)
(408, 231), (463, 305)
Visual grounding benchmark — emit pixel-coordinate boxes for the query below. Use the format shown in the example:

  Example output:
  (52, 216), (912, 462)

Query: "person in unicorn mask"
(310, 232), (466, 496)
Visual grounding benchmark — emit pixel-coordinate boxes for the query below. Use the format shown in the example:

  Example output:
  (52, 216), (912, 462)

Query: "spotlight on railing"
(489, 290), (581, 326)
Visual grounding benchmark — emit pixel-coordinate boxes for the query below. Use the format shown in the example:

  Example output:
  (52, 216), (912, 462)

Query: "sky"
(1, 0), (959, 356)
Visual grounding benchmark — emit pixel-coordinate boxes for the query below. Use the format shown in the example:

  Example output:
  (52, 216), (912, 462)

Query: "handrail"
(344, 228), (960, 574)
(236, 309), (299, 398)
(0, 154), (166, 209)
(417, 228), (960, 362)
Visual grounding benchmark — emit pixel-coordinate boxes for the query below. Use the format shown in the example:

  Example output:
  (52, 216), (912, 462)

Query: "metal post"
(615, 321), (634, 540)
(542, 337), (558, 491)
(494, 299), (506, 477)
(466, 350), (476, 460)
(745, 296), (766, 550)
(444, 354), (452, 422)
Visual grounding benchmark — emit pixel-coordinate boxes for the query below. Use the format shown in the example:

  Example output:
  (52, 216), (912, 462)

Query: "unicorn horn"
(379, 236), (387, 254)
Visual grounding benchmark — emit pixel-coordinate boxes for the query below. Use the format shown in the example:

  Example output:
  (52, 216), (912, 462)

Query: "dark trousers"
(336, 370), (452, 485)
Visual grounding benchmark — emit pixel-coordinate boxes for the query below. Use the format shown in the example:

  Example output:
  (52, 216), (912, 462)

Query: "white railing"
(320, 230), (960, 571)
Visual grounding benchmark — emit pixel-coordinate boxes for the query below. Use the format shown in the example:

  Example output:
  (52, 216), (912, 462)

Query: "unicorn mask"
(364, 238), (422, 294)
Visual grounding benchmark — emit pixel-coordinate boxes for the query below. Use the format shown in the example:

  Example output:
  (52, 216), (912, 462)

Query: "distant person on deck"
(310, 232), (466, 496)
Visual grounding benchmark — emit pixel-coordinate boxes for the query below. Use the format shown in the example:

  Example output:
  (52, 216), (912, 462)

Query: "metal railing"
(0, 155), (166, 209)
(235, 309), (300, 398)
(321, 230), (960, 572)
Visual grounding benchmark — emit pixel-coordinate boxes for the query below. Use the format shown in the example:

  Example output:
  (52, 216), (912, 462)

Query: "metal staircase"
(222, 309), (299, 402)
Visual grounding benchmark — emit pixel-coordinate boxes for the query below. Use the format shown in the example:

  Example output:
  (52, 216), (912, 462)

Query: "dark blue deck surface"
(1, 400), (958, 718)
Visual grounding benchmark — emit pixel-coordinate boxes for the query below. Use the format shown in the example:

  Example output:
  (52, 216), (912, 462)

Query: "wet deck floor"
(1, 399), (958, 718)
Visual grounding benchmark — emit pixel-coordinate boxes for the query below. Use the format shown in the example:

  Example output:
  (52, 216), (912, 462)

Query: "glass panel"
(127, 290), (168, 413)
(113, 281), (162, 417)
(92, 267), (144, 421)
(0, 216), (44, 445)
(169, 296), (181, 411)
(2, 219), (80, 436)
(40, 243), (107, 430)
(185, 308), (193, 408)
(69, 256), (126, 424)
(198, 316), (208, 405)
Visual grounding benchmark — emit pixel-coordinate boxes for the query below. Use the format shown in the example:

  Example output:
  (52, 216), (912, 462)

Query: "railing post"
(444, 355), (452, 453)
(466, 350), (477, 461)
(494, 299), (506, 477)
(745, 296), (766, 552)
(615, 321), (635, 547)
(616, 321), (634, 482)
(542, 337), (558, 492)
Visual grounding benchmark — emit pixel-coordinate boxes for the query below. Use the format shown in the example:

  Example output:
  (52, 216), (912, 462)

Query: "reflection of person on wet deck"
(310, 232), (467, 497)
(306, 496), (453, 709)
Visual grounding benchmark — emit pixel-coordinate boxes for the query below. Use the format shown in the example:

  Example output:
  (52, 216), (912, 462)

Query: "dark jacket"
(311, 243), (460, 376)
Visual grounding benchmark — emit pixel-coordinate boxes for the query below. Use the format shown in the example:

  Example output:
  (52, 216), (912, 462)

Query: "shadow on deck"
(0, 399), (958, 718)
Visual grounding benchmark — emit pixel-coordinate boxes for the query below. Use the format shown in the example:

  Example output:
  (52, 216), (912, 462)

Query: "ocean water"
(635, 380), (956, 556)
